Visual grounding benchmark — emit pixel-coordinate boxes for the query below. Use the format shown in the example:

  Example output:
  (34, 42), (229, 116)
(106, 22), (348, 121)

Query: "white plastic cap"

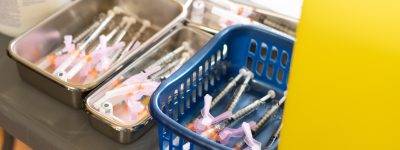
(54, 71), (68, 81)
(182, 41), (190, 49)
(239, 68), (248, 75)
(121, 16), (129, 26)
(112, 6), (124, 14)
(181, 52), (191, 59)
(246, 70), (255, 78)
(100, 102), (113, 115)
(142, 20), (151, 27)
(268, 90), (276, 99)
(128, 17), (137, 24)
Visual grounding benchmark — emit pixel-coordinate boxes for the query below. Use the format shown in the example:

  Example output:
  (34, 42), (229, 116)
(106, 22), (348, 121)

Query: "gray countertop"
(0, 34), (158, 150)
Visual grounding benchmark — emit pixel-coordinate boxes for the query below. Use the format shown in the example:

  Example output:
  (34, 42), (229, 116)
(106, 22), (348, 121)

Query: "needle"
(211, 69), (248, 107)
(147, 42), (189, 70)
(115, 19), (151, 62)
(109, 17), (137, 63)
(157, 52), (192, 80)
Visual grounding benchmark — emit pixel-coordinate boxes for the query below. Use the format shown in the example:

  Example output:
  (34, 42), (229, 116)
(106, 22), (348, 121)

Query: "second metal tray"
(85, 26), (212, 144)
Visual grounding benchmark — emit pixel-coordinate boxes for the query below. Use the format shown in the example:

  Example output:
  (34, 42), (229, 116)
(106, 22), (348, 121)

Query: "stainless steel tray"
(186, 0), (297, 36)
(85, 26), (212, 143)
(7, 0), (187, 108)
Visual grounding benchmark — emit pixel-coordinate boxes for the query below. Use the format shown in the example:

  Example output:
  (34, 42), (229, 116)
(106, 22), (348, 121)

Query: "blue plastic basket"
(150, 25), (294, 150)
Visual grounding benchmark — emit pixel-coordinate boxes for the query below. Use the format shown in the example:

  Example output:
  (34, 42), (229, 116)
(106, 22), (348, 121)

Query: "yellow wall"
(279, 1), (400, 150)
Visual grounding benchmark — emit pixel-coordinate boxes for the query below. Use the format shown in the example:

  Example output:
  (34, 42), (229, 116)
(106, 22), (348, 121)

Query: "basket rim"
(149, 24), (294, 149)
